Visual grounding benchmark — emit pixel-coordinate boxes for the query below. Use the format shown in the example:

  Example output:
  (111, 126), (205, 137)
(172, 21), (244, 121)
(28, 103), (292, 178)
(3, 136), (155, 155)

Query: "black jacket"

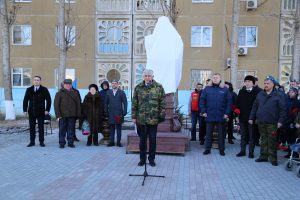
(249, 89), (286, 124)
(23, 85), (51, 117)
(236, 87), (260, 122)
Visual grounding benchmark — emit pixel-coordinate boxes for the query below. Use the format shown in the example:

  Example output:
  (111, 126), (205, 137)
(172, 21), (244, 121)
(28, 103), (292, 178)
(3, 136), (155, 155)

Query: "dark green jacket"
(132, 80), (166, 125)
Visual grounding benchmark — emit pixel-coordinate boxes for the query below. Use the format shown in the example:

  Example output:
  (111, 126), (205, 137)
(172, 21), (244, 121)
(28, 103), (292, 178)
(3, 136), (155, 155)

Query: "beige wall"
(1, 0), (95, 88)
(0, 0), (281, 90)
(177, 0), (281, 89)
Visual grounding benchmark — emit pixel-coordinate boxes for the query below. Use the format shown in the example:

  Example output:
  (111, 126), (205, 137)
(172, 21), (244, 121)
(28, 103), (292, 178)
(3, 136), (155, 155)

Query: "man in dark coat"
(82, 84), (104, 146)
(200, 73), (232, 156)
(54, 79), (81, 148)
(23, 76), (51, 147)
(105, 80), (127, 147)
(224, 81), (237, 144)
(236, 75), (260, 158)
(249, 75), (286, 166)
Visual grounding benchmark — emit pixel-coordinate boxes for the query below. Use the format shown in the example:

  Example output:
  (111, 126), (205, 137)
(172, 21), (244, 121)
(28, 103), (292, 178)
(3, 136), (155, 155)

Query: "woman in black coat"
(82, 84), (104, 146)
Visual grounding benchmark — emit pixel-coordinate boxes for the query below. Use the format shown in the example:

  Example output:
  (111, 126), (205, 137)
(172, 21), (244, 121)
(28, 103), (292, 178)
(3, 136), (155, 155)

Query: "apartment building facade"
(0, 0), (291, 114)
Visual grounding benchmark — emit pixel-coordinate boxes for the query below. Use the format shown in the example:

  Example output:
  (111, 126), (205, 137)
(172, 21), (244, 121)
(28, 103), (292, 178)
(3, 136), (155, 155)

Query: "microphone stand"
(129, 125), (165, 186)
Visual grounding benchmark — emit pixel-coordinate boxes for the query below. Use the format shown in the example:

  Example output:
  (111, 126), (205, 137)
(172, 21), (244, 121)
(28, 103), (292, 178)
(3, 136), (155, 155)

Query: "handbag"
(81, 120), (90, 135)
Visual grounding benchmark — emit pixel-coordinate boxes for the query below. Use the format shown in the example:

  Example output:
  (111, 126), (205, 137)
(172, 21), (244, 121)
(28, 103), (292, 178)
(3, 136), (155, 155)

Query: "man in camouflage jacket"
(132, 69), (166, 167)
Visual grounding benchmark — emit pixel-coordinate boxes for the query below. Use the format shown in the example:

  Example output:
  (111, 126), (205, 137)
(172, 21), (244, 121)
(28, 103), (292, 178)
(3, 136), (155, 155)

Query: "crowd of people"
(189, 73), (300, 166)
(23, 71), (300, 167)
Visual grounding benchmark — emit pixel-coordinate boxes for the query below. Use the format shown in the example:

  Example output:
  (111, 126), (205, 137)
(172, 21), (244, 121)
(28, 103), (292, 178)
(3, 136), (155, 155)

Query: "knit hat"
(88, 84), (99, 92)
(289, 87), (298, 94)
(244, 75), (255, 85)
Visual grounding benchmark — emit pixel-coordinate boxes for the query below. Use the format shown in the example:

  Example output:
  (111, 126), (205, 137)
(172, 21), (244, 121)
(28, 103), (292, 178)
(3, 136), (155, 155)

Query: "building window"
(54, 68), (75, 88)
(191, 26), (213, 47)
(190, 69), (212, 89)
(192, 0), (214, 3)
(239, 26), (257, 47)
(12, 68), (32, 87)
(12, 25), (32, 45)
(283, 0), (297, 10)
(14, 0), (32, 2)
(55, 0), (76, 3)
(97, 20), (130, 55)
(237, 70), (256, 89)
(55, 25), (76, 47)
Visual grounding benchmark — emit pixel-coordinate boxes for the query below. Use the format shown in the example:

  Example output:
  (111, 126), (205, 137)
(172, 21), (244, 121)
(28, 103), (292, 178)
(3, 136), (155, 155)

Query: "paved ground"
(0, 127), (300, 200)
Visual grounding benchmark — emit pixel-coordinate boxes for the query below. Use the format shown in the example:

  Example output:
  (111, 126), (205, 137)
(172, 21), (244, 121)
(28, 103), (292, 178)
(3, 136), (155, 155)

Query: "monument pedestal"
(127, 93), (188, 155)
(126, 132), (188, 155)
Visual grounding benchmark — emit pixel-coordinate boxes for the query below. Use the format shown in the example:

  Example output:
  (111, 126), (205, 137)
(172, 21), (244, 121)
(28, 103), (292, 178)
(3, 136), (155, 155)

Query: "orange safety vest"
(191, 91), (200, 112)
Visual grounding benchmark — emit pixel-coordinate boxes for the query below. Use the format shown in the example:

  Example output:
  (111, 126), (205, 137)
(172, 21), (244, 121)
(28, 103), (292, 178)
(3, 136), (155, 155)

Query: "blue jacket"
(249, 90), (286, 124)
(199, 84), (232, 122)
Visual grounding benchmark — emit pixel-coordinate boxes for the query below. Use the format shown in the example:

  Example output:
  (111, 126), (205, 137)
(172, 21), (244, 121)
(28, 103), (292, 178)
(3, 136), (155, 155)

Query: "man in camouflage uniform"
(132, 69), (166, 167)
(249, 75), (286, 166)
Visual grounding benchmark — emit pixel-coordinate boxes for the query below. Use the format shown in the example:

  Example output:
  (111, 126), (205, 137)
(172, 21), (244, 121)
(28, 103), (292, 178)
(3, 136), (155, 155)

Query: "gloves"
(159, 112), (166, 123)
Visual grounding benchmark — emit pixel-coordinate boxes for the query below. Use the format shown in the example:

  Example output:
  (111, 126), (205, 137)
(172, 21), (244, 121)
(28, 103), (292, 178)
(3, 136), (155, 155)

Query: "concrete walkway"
(0, 129), (299, 200)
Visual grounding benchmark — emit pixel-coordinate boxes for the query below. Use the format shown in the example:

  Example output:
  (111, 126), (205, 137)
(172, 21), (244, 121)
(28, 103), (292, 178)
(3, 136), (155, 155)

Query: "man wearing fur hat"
(249, 75), (286, 166)
(200, 73), (232, 156)
(236, 75), (261, 158)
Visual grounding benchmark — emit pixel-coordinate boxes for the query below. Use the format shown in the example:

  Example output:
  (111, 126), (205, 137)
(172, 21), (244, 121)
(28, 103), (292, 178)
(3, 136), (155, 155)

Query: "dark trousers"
(110, 124), (122, 144)
(253, 124), (260, 144)
(59, 117), (76, 145)
(239, 121), (254, 154)
(205, 122), (225, 151)
(258, 124), (278, 162)
(87, 132), (98, 145)
(227, 114), (234, 140)
(137, 124), (158, 162)
(200, 116), (206, 141)
(191, 112), (200, 140)
(29, 116), (45, 144)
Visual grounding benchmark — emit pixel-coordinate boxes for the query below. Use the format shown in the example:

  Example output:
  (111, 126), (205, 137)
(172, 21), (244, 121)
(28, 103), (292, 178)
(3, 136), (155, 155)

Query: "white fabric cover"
(145, 16), (184, 94)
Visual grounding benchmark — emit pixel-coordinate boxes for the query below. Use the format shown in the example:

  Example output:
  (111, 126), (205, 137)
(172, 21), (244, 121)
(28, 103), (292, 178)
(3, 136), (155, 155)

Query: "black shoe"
(138, 161), (145, 166)
(190, 139), (196, 141)
(117, 143), (123, 147)
(248, 153), (254, 159)
(40, 143), (45, 147)
(107, 143), (115, 147)
(27, 143), (35, 147)
(87, 143), (92, 146)
(74, 138), (80, 142)
(149, 161), (156, 167)
(94, 143), (99, 146)
(203, 150), (211, 155)
(255, 143), (260, 147)
(236, 151), (246, 157)
(59, 144), (65, 148)
(68, 144), (75, 148)
(228, 140), (234, 144)
(200, 141), (205, 145)
(255, 158), (268, 162)
(220, 151), (225, 156)
(271, 161), (278, 166)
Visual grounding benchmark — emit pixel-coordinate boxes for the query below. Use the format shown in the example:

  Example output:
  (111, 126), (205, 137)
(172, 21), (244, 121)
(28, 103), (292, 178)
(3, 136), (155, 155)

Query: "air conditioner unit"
(226, 58), (231, 67)
(246, 0), (257, 10)
(238, 47), (248, 56)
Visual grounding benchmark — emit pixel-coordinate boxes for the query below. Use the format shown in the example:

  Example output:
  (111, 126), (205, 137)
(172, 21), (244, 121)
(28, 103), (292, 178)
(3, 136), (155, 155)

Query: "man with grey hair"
(132, 69), (166, 167)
